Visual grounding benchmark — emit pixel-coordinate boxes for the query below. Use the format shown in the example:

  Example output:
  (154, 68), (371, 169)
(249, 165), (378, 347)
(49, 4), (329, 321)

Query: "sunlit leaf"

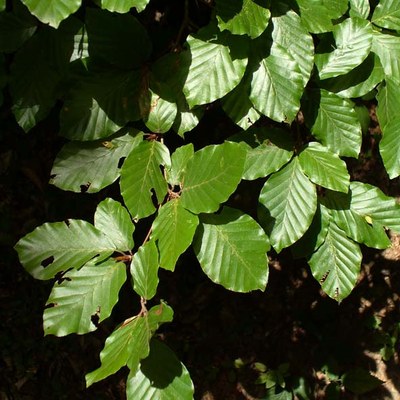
(350, 0), (370, 19)
(372, 0), (400, 31)
(194, 207), (269, 292)
(166, 144), (194, 187)
(379, 117), (400, 179)
(100, 0), (150, 13)
(376, 77), (400, 129)
(371, 30), (400, 80)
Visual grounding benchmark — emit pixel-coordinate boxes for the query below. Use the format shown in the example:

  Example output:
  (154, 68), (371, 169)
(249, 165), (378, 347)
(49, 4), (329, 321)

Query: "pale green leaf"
(126, 339), (194, 400)
(308, 221), (362, 302)
(221, 74), (261, 129)
(372, 0), (400, 31)
(0, 9), (36, 53)
(216, 0), (271, 39)
(371, 30), (400, 80)
(250, 42), (304, 123)
(152, 199), (199, 271)
(14, 220), (116, 280)
(376, 77), (400, 129)
(258, 158), (317, 253)
(86, 8), (151, 69)
(172, 100), (203, 137)
(320, 53), (384, 99)
(182, 34), (248, 108)
(21, 0), (81, 28)
(271, 9), (314, 86)
(303, 89), (362, 158)
(131, 240), (159, 300)
(298, 142), (350, 193)
(194, 207), (269, 293)
(100, 0), (150, 13)
(95, 198), (135, 251)
(350, 182), (400, 232)
(322, 190), (391, 249)
(144, 90), (177, 134)
(350, 0), (370, 19)
(315, 18), (373, 80)
(120, 140), (171, 220)
(380, 117), (400, 178)
(70, 25), (89, 63)
(50, 130), (142, 193)
(86, 302), (173, 387)
(180, 142), (246, 214)
(43, 259), (127, 336)
(60, 71), (144, 141)
(166, 144), (194, 187)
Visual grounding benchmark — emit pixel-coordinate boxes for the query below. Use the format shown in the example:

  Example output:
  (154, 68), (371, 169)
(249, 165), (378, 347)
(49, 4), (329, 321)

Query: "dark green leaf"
(343, 368), (384, 394)
(379, 117), (400, 178)
(50, 130), (142, 193)
(180, 142), (246, 214)
(44, 259), (126, 336)
(120, 140), (170, 220)
(152, 199), (199, 271)
(194, 207), (270, 292)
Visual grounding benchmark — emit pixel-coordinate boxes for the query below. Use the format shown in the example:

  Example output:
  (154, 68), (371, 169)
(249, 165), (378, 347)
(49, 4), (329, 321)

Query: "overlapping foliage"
(6, 0), (400, 398)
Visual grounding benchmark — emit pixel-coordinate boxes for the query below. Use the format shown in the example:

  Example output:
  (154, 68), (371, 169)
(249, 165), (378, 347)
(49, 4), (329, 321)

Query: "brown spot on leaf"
(320, 270), (330, 284)
(41, 256), (54, 268)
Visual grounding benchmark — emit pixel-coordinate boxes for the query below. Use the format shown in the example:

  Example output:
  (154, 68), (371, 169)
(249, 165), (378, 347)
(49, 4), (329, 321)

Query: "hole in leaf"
(118, 157), (126, 169)
(55, 269), (72, 284)
(49, 174), (57, 179)
(45, 302), (57, 309)
(80, 182), (91, 193)
(91, 306), (101, 327)
(64, 219), (71, 227)
(41, 256), (54, 268)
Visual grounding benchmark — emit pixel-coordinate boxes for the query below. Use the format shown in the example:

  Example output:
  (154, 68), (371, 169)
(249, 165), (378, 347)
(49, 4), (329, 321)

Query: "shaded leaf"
(86, 302), (173, 387)
(14, 220), (116, 280)
(44, 259), (126, 336)
(298, 142), (350, 193)
(379, 117), (400, 179)
(126, 339), (194, 400)
(372, 0), (400, 31)
(308, 221), (362, 302)
(343, 368), (384, 394)
(131, 240), (159, 300)
(50, 130), (142, 193)
(95, 198), (135, 251)
(120, 140), (171, 220)
(180, 142), (246, 214)
(152, 199), (199, 271)
(258, 157), (317, 252)
(194, 207), (269, 293)
(376, 77), (400, 129)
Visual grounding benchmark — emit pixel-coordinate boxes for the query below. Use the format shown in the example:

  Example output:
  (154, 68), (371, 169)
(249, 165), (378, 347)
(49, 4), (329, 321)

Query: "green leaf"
(350, 0), (370, 19)
(371, 30), (400, 80)
(60, 71), (144, 141)
(271, 8), (314, 86)
(350, 182), (400, 232)
(14, 220), (116, 280)
(144, 90), (177, 133)
(194, 207), (269, 293)
(21, 0), (81, 28)
(372, 0), (400, 31)
(241, 128), (294, 180)
(100, 0), (150, 13)
(308, 221), (362, 302)
(343, 368), (384, 394)
(298, 142), (350, 193)
(376, 77), (400, 129)
(50, 130), (142, 193)
(0, 9), (36, 53)
(258, 157), (317, 253)
(379, 117), (400, 178)
(250, 41), (304, 123)
(0, 0), (5, 11)
(120, 140), (171, 220)
(216, 0), (271, 39)
(86, 9), (151, 69)
(180, 142), (246, 214)
(95, 198), (135, 251)
(126, 339), (194, 400)
(303, 89), (362, 158)
(320, 53), (384, 99)
(43, 259), (127, 336)
(166, 144), (194, 187)
(152, 199), (199, 271)
(182, 33), (248, 108)
(322, 189), (391, 249)
(173, 98), (203, 137)
(131, 240), (159, 300)
(315, 18), (373, 80)
(221, 74), (261, 129)
(86, 302), (173, 387)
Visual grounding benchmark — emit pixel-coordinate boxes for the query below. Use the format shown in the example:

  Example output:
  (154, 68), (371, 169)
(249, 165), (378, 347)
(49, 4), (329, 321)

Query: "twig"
(236, 382), (259, 400)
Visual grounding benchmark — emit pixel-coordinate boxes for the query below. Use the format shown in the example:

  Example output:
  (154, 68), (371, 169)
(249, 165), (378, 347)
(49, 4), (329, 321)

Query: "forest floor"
(1, 107), (400, 400)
